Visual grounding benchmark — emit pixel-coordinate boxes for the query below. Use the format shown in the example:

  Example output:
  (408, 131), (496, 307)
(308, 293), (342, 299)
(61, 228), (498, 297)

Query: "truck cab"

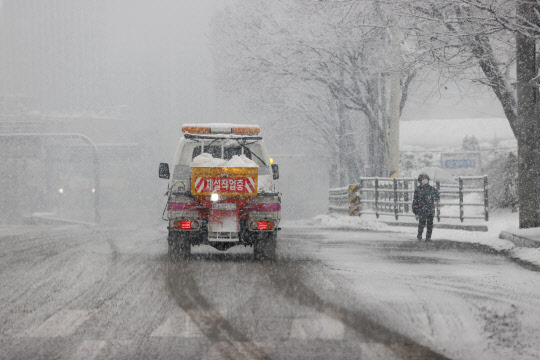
(159, 124), (281, 260)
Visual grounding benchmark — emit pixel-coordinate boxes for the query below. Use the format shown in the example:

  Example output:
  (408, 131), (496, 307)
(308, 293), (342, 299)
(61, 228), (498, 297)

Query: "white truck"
(159, 124), (281, 260)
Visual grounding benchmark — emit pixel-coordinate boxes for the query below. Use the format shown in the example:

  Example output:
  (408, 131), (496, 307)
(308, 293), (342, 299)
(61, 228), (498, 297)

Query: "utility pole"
(516, 0), (540, 228)
(387, 27), (402, 178)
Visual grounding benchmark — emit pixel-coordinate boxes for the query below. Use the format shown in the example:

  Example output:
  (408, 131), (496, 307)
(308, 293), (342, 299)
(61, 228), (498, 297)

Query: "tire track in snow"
(264, 259), (451, 360)
(165, 260), (270, 360)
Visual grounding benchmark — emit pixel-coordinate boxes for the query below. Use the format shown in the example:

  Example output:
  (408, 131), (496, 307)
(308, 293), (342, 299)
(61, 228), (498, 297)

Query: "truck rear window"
(192, 145), (252, 160)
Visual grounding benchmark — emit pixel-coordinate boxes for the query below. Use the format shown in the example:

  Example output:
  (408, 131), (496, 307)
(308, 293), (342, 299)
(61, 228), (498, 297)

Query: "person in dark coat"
(412, 173), (440, 241)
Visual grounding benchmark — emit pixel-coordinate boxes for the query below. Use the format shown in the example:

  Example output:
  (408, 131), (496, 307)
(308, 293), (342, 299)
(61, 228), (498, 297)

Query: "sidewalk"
(308, 211), (540, 270)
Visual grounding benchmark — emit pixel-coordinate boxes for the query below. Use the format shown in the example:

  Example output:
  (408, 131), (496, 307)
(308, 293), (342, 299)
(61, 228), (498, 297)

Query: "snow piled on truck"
(190, 153), (258, 168)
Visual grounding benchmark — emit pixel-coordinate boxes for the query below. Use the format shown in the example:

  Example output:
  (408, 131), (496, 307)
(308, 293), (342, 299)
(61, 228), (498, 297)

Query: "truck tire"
(253, 232), (277, 261)
(168, 232), (191, 260)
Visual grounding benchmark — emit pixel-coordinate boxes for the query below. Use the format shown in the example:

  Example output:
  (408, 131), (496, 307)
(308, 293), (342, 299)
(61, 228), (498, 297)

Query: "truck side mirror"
(271, 164), (279, 180)
(159, 163), (170, 179)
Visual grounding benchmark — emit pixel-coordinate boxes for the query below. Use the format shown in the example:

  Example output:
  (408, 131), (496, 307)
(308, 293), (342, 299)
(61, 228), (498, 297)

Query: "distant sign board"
(445, 159), (476, 168)
(441, 152), (481, 176)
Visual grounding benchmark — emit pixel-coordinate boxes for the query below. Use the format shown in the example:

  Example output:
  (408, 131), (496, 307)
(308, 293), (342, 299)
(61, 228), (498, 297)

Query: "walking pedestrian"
(413, 173), (440, 242)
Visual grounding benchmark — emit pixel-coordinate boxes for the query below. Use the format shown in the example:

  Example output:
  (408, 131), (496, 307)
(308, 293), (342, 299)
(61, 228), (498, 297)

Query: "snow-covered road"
(286, 226), (540, 360)
(0, 224), (538, 359)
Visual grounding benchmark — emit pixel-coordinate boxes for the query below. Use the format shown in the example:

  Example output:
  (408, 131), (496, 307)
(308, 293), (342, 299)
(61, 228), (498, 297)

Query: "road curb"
(499, 231), (540, 248)
(383, 221), (488, 232)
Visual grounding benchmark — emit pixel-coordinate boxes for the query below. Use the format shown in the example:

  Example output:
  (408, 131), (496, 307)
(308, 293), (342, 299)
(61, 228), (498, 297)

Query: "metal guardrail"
(329, 176), (488, 222)
(0, 133), (101, 224)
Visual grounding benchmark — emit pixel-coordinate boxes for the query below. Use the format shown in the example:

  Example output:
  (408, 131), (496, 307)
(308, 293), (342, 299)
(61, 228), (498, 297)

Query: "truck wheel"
(253, 232), (277, 261)
(168, 232), (191, 260)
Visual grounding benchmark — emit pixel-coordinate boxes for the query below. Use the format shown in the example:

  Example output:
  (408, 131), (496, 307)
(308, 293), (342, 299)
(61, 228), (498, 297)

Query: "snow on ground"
(292, 228), (540, 360)
(288, 212), (540, 359)
(308, 210), (540, 267)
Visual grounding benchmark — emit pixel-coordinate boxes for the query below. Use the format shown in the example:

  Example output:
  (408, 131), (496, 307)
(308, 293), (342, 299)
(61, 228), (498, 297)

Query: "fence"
(329, 176), (488, 222)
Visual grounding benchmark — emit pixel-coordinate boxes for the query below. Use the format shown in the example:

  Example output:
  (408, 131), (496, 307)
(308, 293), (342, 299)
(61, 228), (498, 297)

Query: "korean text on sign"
(194, 177), (256, 193)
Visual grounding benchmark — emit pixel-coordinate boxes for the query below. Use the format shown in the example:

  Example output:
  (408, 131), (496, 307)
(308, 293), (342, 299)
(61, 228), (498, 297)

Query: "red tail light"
(174, 220), (199, 230)
(250, 221), (275, 230)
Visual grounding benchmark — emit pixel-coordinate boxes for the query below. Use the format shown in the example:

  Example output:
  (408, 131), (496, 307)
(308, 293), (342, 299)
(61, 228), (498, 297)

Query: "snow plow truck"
(159, 124), (281, 260)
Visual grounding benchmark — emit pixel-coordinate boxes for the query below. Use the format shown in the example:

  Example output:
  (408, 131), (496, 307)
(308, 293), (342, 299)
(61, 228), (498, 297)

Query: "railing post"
(393, 178), (398, 220)
(375, 177), (379, 219)
(459, 177), (464, 222)
(436, 181), (441, 223)
(359, 179), (363, 216)
(349, 184), (360, 216)
(404, 180), (409, 213)
(484, 175), (489, 221)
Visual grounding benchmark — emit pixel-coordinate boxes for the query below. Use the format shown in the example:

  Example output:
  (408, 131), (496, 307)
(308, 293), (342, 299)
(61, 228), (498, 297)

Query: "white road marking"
(321, 276), (337, 291)
(65, 340), (106, 360)
(289, 313), (345, 340)
(358, 342), (401, 360)
(202, 341), (267, 360)
(289, 320), (308, 339)
(23, 310), (91, 338)
(150, 309), (204, 338)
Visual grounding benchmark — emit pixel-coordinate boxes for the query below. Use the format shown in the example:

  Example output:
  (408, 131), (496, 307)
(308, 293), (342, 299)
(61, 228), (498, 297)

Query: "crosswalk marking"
(358, 342), (401, 360)
(321, 277), (337, 291)
(289, 320), (308, 339)
(202, 341), (267, 360)
(65, 340), (106, 360)
(23, 310), (91, 338)
(150, 309), (204, 338)
(289, 313), (345, 340)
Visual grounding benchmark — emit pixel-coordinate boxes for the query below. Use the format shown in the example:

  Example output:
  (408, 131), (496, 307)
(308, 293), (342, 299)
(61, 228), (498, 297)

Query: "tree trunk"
(368, 124), (387, 177)
(337, 100), (347, 187)
(342, 111), (364, 182)
(516, 0), (540, 228)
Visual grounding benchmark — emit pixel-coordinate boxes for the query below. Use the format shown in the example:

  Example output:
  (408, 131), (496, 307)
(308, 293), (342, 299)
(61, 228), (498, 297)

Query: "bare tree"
(211, 0), (416, 180)
(396, 0), (540, 227)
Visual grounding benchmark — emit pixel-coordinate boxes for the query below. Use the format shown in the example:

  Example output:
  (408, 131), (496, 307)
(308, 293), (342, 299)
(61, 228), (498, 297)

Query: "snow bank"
(501, 226), (540, 266)
(190, 153), (258, 168)
(502, 226), (540, 241)
(312, 214), (392, 232)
